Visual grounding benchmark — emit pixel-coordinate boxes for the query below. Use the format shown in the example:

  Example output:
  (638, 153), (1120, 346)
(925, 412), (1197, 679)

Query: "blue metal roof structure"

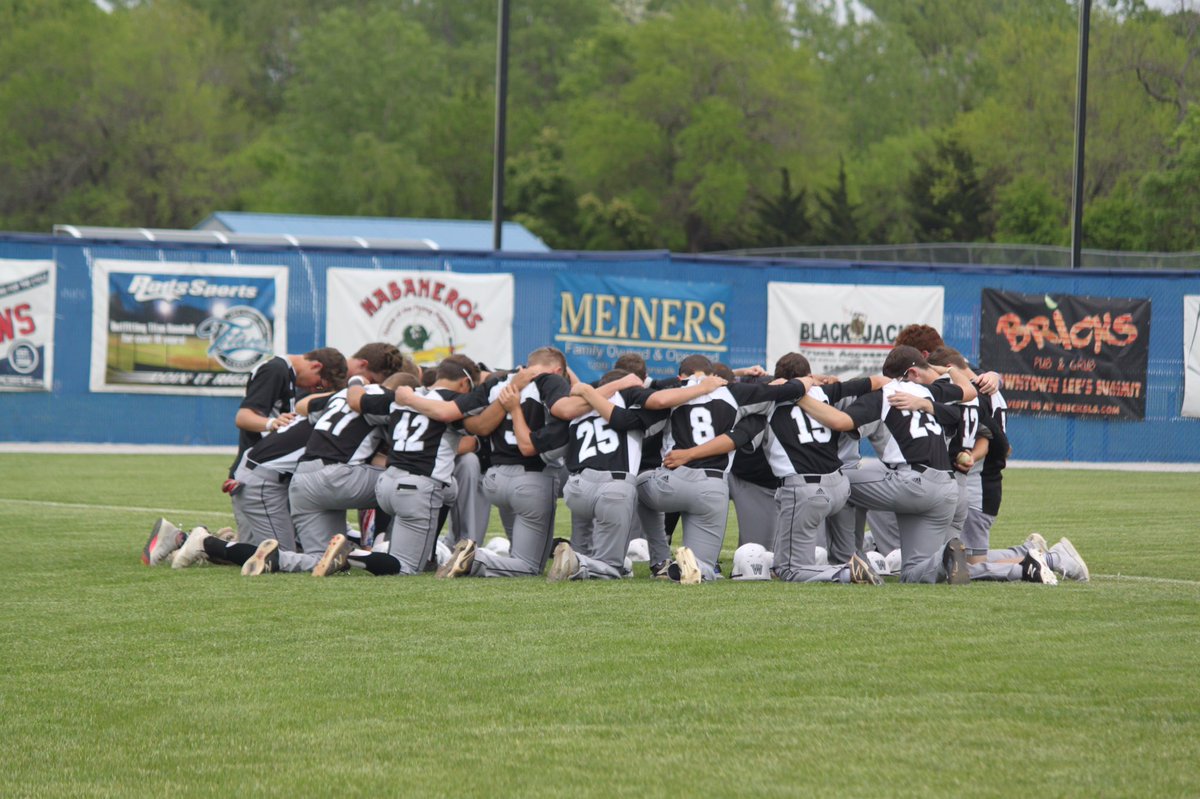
(196, 211), (550, 252)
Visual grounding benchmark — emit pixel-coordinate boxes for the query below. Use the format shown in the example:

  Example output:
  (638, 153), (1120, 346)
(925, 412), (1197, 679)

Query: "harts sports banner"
(326, 268), (514, 369)
(1183, 295), (1200, 419)
(555, 273), (730, 383)
(766, 282), (944, 378)
(0, 259), (55, 391)
(90, 260), (288, 395)
(980, 289), (1150, 419)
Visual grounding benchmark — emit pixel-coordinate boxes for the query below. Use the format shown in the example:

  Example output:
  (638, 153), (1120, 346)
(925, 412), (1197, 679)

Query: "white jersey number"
(902, 410), (943, 440)
(960, 406), (980, 448)
(392, 411), (430, 452)
(313, 397), (357, 438)
(576, 417), (619, 462)
(689, 407), (716, 445)
(789, 405), (831, 444)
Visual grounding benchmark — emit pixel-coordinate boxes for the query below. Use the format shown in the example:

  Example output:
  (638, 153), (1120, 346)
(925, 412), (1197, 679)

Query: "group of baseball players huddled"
(142, 324), (1090, 586)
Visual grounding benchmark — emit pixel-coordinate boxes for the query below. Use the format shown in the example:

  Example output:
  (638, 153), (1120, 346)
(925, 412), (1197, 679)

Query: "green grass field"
(1, 455), (1197, 797)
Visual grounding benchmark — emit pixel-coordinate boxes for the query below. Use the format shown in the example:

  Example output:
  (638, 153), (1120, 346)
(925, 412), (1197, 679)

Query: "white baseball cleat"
(312, 534), (353, 577)
(172, 526), (212, 569)
(241, 539), (279, 576)
(546, 542), (579, 582)
(437, 539), (476, 579)
(142, 518), (184, 566)
(1050, 537), (1090, 582)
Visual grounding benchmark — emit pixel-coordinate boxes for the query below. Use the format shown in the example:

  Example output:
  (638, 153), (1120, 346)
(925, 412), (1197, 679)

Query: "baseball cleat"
(942, 537), (970, 585)
(437, 539), (476, 579)
(1049, 537), (1090, 582)
(848, 552), (884, 586)
(649, 560), (672, 580)
(312, 534), (353, 577)
(1020, 548), (1058, 585)
(241, 539), (280, 576)
(547, 542), (579, 582)
(215, 526), (237, 543)
(673, 547), (702, 585)
(172, 526), (211, 569)
(142, 518), (184, 566)
(1024, 532), (1048, 554)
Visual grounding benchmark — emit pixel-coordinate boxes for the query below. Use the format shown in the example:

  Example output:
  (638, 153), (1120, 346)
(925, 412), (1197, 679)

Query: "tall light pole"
(491, 0), (511, 252)
(1069, 0), (1092, 269)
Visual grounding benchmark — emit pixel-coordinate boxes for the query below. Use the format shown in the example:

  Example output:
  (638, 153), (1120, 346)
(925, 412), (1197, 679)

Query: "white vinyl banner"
(767, 282), (944, 378)
(0, 259), (55, 391)
(326, 268), (514, 368)
(1184, 295), (1200, 418)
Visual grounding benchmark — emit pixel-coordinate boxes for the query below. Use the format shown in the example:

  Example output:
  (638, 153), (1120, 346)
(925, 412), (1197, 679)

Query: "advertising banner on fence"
(766, 282), (944, 378)
(0, 259), (55, 391)
(555, 273), (730, 383)
(1184, 295), (1200, 419)
(326, 268), (514, 368)
(90, 260), (288, 395)
(980, 289), (1150, 419)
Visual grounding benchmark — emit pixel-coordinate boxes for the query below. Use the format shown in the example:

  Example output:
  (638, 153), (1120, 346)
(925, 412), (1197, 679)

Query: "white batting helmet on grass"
(731, 544), (773, 581)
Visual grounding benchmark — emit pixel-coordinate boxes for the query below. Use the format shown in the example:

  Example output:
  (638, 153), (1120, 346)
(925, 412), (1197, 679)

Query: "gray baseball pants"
(846, 461), (958, 583)
(772, 472), (852, 583)
(563, 469), (637, 579)
(448, 453), (490, 545)
(728, 473), (778, 549)
(231, 462), (296, 551)
(866, 510), (901, 553)
(289, 460), (382, 556)
(375, 467), (446, 576)
(472, 464), (556, 577)
(634, 470), (671, 566)
(638, 466), (729, 582)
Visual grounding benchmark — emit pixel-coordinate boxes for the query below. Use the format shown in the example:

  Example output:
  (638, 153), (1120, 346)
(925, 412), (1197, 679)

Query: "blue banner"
(554, 273), (730, 382)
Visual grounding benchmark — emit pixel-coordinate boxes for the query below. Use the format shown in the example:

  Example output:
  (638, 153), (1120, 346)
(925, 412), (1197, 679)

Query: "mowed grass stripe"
(0, 454), (1196, 797)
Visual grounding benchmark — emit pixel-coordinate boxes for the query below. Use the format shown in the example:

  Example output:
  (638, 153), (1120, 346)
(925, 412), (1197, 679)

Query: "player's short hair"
(711, 362), (736, 382)
(774, 352), (812, 379)
(397, 354), (421, 379)
(893, 324), (944, 354)
(436, 356), (481, 387)
(304, 347), (348, 390)
(678, 354), (713, 377)
(352, 342), (406, 378)
(420, 367), (438, 387)
(599, 369), (630, 385)
(527, 346), (567, 373)
(612, 353), (647, 380)
(882, 345), (930, 379)
(927, 346), (969, 370)
(383, 372), (419, 390)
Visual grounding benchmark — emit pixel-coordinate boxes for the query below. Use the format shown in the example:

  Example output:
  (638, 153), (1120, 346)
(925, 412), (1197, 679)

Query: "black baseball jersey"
(456, 372), (570, 470)
(727, 414), (777, 488)
(242, 416), (312, 474)
(361, 387), (465, 484)
(843, 381), (962, 469)
(979, 389), (1010, 516)
(660, 379), (805, 472)
(636, 377), (678, 472)
(765, 378), (873, 477)
(230, 355), (296, 476)
(567, 387), (664, 473)
(301, 386), (387, 467)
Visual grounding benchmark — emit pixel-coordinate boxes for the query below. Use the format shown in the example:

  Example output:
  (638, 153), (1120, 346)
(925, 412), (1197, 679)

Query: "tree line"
(1, 0), (1198, 252)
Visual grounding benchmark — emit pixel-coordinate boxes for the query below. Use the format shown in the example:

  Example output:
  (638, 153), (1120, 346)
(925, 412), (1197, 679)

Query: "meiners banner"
(0, 259), (55, 391)
(326, 268), (514, 369)
(90, 260), (288, 395)
(766, 282), (944, 378)
(1183, 295), (1200, 419)
(554, 273), (730, 383)
(980, 289), (1150, 419)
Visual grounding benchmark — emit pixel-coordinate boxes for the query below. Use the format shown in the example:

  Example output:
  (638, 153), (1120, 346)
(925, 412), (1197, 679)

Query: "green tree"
(752, 168), (811, 247)
(506, 128), (580, 249)
(906, 136), (995, 243)
(577, 193), (655, 250)
(993, 176), (1067, 245)
(1139, 107), (1200, 250)
(815, 158), (861, 246)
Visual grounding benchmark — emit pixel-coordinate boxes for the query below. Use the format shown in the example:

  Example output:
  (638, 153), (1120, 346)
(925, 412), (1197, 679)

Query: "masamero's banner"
(0, 259), (55, 391)
(766, 282), (944, 378)
(554, 273), (730, 383)
(980, 289), (1150, 419)
(326, 268), (514, 369)
(90, 260), (288, 395)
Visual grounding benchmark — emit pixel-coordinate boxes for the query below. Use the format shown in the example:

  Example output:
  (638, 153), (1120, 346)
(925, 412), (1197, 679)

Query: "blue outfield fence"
(1, 233), (1197, 462)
